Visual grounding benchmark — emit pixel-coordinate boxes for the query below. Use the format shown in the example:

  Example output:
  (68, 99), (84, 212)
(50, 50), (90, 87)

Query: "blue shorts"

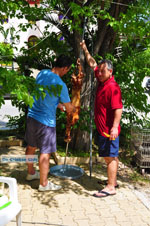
(25, 117), (56, 154)
(97, 132), (119, 157)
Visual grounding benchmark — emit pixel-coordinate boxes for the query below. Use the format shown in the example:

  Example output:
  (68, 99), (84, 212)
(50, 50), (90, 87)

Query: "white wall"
(0, 9), (59, 77)
(0, 6), (59, 55)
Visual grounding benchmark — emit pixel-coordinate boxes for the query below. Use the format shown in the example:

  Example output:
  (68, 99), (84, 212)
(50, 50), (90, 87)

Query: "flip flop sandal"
(93, 190), (116, 198)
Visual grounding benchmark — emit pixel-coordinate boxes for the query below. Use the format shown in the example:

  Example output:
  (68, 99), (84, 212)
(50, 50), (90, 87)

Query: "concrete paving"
(0, 146), (150, 226)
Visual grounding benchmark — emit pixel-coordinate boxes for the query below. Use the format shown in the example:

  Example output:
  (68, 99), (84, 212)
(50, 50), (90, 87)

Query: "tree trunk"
(69, 63), (97, 151)
(70, 0), (136, 151)
(70, 128), (90, 152)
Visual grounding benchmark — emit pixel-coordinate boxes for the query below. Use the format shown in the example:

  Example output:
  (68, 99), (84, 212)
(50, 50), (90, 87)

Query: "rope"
(101, 0), (149, 10)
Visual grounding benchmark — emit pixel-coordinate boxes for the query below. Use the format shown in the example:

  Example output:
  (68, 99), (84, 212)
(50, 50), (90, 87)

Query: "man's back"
(28, 69), (70, 127)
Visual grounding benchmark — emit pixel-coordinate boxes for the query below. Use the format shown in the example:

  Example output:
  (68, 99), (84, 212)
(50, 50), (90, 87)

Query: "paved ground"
(1, 146), (150, 226)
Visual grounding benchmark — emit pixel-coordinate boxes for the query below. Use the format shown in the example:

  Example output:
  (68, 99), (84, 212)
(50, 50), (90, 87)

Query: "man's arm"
(80, 40), (97, 70)
(63, 102), (76, 114)
(58, 103), (76, 113)
(110, 108), (123, 140)
(57, 103), (65, 112)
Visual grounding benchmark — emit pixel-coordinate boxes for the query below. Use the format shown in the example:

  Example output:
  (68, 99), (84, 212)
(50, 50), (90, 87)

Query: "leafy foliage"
(0, 42), (13, 65)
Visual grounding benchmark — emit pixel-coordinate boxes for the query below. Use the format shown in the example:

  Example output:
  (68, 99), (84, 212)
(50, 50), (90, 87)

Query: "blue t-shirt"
(28, 69), (70, 127)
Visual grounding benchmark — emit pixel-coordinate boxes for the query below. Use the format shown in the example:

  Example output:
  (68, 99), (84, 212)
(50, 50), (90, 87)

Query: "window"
(28, 35), (38, 51)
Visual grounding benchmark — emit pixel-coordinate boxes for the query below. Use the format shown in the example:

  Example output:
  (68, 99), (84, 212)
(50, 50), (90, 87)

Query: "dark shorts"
(97, 132), (119, 157)
(25, 117), (56, 154)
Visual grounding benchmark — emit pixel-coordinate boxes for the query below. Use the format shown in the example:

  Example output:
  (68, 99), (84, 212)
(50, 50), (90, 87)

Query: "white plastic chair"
(0, 176), (22, 226)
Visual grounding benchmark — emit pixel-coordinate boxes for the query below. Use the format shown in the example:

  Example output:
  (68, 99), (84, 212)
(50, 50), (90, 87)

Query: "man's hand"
(110, 127), (118, 140)
(110, 108), (122, 140)
(80, 40), (88, 52)
(63, 102), (76, 114)
(57, 103), (66, 112)
(80, 40), (97, 70)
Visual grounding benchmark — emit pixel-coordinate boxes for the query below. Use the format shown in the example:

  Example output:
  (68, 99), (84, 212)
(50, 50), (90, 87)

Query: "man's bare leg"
(26, 145), (37, 174)
(94, 157), (118, 197)
(105, 157), (118, 189)
(39, 153), (51, 187)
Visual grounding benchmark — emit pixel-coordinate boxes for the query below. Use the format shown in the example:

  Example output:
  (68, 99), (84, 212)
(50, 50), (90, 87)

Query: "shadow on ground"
(1, 146), (149, 208)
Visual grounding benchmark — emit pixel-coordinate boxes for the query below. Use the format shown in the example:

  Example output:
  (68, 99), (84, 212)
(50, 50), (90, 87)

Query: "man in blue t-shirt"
(25, 55), (75, 191)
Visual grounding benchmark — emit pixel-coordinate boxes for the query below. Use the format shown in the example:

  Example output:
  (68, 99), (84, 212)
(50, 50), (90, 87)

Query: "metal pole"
(64, 142), (69, 166)
(89, 34), (94, 179)
(89, 71), (94, 178)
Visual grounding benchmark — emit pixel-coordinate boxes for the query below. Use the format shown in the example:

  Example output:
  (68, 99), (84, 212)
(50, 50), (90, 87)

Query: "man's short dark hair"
(99, 59), (113, 71)
(54, 54), (72, 68)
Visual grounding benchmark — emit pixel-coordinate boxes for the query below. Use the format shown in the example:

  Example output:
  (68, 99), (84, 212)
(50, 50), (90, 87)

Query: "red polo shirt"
(94, 74), (123, 137)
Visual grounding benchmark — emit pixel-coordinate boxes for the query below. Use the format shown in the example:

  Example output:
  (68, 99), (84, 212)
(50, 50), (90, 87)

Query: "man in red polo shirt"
(80, 40), (123, 197)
